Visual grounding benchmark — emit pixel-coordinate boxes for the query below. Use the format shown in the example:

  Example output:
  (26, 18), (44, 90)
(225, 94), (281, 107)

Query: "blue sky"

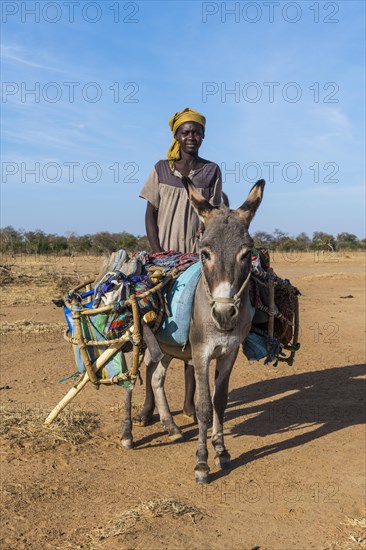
(1, 0), (365, 238)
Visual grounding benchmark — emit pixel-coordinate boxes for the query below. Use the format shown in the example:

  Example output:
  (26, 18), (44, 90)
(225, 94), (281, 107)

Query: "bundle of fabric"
(93, 273), (160, 340)
(62, 290), (130, 386)
(91, 250), (200, 342)
(243, 247), (301, 365)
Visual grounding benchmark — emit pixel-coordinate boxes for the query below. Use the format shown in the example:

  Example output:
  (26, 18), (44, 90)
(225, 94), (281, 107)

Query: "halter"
(196, 220), (251, 326)
(200, 259), (252, 310)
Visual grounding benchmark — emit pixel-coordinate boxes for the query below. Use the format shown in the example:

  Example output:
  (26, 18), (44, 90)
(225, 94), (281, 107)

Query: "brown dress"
(140, 159), (222, 253)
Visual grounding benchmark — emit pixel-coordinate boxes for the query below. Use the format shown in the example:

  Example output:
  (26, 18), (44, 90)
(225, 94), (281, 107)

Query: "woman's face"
(175, 121), (204, 155)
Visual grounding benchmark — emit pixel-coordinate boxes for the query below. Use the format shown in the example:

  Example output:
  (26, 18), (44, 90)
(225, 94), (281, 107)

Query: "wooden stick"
(47, 270), (179, 425)
(72, 307), (99, 384)
(130, 294), (142, 377)
(67, 277), (96, 294)
(267, 267), (275, 339)
(44, 329), (133, 425)
(44, 373), (90, 425)
(63, 271), (177, 314)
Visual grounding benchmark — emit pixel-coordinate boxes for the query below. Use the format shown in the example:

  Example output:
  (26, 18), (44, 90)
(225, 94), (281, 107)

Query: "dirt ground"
(0, 251), (365, 550)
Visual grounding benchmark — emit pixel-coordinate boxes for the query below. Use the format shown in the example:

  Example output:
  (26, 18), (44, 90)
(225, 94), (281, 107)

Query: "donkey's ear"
(181, 176), (215, 223)
(236, 179), (265, 226)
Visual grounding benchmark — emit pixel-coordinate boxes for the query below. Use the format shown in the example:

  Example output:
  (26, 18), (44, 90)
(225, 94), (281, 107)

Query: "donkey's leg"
(212, 348), (238, 469)
(152, 356), (183, 441)
(121, 386), (134, 449)
(194, 357), (212, 484)
(132, 350), (156, 426)
(183, 362), (197, 420)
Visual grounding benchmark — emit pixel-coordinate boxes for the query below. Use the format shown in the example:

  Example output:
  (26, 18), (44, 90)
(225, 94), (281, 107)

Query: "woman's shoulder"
(154, 160), (179, 185)
(198, 159), (221, 177)
(198, 158), (220, 169)
(154, 159), (170, 169)
(198, 158), (218, 165)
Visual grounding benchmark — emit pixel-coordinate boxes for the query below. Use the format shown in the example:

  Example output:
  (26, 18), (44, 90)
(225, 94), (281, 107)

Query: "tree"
(24, 230), (51, 254)
(136, 235), (151, 252)
(77, 234), (93, 254)
(253, 231), (274, 247)
(295, 232), (311, 251)
(272, 228), (289, 248)
(311, 232), (336, 251)
(1, 226), (361, 255)
(336, 232), (361, 250)
(92, 232), (118, 253)
(0, 226), (22, 253)
(118, 232), (138, 252)
(278, 237), (299, 251)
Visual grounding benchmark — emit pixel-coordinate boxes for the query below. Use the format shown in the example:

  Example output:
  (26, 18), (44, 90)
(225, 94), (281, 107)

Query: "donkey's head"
(183, 178), (265, 331)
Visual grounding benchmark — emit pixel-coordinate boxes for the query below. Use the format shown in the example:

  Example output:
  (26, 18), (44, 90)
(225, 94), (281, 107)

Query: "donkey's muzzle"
(211, 303), (239, 331)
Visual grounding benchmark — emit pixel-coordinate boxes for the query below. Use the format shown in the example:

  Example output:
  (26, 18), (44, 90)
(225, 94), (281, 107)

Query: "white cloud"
(1, 44), (66, 73)
(311, 106), (352, 132)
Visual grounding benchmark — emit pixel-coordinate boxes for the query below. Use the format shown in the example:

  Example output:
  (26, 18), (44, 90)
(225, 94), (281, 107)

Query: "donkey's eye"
(201, 250), (211, 263)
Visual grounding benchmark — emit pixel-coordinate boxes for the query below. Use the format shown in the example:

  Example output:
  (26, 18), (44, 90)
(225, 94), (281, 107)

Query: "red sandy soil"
(0, 252), (365, 550)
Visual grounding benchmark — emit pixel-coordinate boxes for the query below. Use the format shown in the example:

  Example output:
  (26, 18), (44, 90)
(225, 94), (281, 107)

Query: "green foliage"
(253, 231), (274, 247)
(0, 227), (363, 256)
(336, 232), (360, 249)
(0, 227), (152, 256)
(311, 232), (337, 251)
(295, 232), (312, 251)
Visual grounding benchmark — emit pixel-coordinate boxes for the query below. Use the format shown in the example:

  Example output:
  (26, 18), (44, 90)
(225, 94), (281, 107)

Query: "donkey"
(121, 179), (265, 484)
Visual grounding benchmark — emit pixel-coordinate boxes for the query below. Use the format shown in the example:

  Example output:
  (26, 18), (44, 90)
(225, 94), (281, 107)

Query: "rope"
(200, 261), (251, 309)
(251, 265), (301, 295)
(58, 371), (80, 383)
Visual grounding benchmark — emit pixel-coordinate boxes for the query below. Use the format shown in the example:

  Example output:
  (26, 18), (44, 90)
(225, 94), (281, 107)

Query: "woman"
(135, 107), (222, 425)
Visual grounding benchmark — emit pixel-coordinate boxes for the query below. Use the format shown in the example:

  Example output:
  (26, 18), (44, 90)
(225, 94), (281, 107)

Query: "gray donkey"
(121, 178), (265, 484)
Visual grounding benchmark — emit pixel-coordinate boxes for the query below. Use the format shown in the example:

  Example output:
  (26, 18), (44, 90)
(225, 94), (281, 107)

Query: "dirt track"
(0, 252), (365, 550)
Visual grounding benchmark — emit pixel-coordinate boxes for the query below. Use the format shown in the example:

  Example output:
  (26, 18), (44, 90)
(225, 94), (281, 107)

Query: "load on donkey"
(47, 179), (300, 484)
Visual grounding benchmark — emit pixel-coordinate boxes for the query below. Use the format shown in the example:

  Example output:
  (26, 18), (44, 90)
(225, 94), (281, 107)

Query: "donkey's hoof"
(182, 412), (197, 423)
(182, 405), (197, 422)
(132, 413), (154, 427)
(214, 451), (231, 470)
(168, 430), (184, 442)
(121, 438), (133, 449)
(195, 464), (210, 484)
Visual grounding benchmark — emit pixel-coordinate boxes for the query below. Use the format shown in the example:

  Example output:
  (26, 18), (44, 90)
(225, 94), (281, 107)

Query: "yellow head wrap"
(167, 107), (206, 171)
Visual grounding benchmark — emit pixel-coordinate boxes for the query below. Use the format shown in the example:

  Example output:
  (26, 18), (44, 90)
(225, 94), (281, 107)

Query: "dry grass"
(0, 406), (99, 451)
(59, 498), (203, 549)
(326, 512), (366, 550)
(0, 263), (79, 287)
(0, 282), (56, 306)
(0, 256), (96, 306)
(301, 272), (365, 282)
(0, 319), (65, 334)
(343, 515), (366, 548)
(0, 264), (14, 285)
(0, 272), (81, 306)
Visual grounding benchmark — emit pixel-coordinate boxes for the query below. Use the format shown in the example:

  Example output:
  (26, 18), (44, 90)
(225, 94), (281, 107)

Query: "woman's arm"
(145, 202), (163, 252)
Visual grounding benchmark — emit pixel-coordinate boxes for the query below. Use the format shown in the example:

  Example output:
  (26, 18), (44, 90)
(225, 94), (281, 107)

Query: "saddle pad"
(156, 261), (201, 347)
(243, 300), (268, 361)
